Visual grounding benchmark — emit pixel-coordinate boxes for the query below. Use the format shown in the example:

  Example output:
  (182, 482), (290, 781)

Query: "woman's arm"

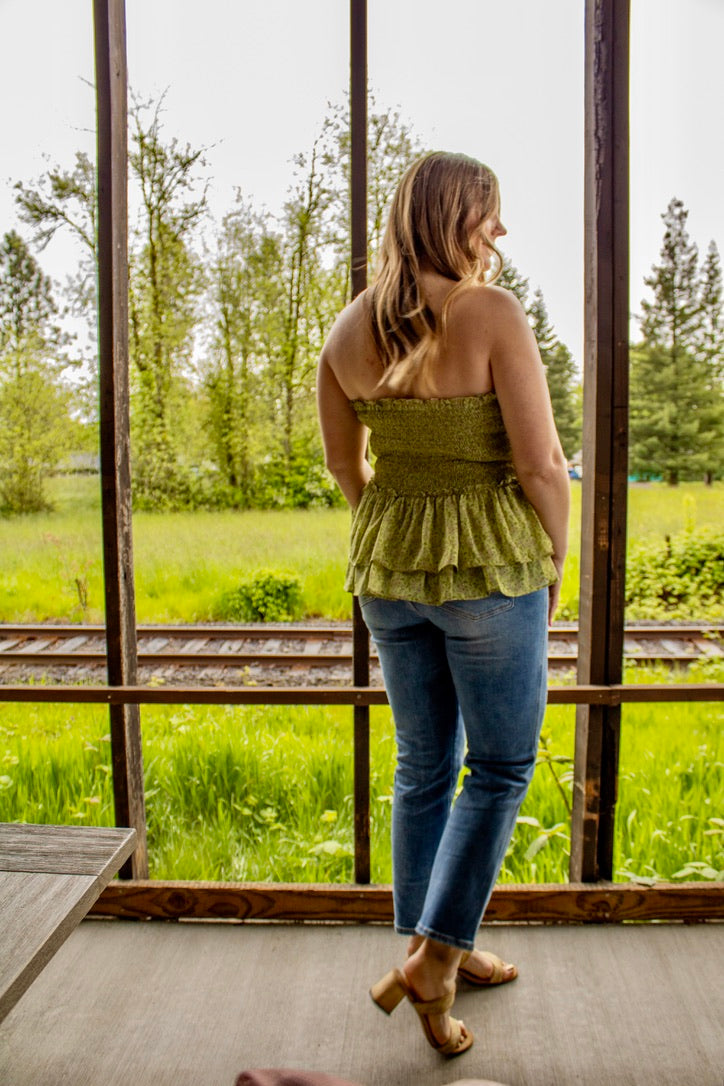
(316, 350), (372, 508)
(486, 288), (571, 622)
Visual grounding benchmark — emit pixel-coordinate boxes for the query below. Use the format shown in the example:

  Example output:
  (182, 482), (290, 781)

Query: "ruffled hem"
(345, 558), (557, 606)
(345, 478), (556, 605)
(349, 479), (553, 569)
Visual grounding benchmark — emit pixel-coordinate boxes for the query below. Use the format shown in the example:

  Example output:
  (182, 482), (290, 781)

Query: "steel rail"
(0, 650), (714, 668)
(0, 622), (720, 639)
(0, 624), (720, 670)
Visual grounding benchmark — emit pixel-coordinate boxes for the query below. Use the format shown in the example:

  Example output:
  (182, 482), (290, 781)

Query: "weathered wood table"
(0, 822), (137, 1023)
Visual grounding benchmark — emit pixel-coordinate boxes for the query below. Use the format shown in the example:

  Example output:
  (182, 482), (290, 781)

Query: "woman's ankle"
(406, 934), (424, 957)
(406, 937), (462, 989)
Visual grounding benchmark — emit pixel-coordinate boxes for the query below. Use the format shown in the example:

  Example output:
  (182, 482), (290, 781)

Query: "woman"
(316, 152), (569, 1058)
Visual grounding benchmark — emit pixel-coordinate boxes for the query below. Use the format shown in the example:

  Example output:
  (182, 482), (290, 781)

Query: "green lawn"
(1, 476), (722, 623)
(0, 661), (720, 883)
(1, 476), (721, 884)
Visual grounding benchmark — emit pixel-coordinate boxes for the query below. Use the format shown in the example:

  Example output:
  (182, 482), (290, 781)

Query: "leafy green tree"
(15, 99), (210, 509)
(128, 96), (208, 509)
(14, 152), (99, 425)
(258, 102), (423, 505)
(319, 96), (424, 271)
(203, 195), (285, 502)
(276, 137), (337, 475)
(630, 198), (723, 484)
(0, 232), (74, 512)
(14, 150), (97, 317)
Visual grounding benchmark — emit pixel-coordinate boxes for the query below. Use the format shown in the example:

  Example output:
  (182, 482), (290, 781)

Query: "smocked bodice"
(344, 393), (556, 605)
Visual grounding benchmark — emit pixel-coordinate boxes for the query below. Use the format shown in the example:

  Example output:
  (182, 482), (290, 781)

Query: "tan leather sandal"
(458, 950), (518, 987)
(370, 968), (474, 1058)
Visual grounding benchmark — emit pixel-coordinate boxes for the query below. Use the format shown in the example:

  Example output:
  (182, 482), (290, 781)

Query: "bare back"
(321, 271), (500, 401)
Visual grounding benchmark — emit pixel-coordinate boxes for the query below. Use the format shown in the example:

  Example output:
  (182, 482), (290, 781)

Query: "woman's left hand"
(548, 556), (565, 625)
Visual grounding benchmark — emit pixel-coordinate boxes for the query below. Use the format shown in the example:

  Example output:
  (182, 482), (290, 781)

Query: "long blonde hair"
(369, 151), (502, 393)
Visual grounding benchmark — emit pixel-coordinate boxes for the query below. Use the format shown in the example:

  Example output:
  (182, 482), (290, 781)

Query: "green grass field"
(1, 476), (722, 623)
(0, 662), (721, 883)
(1, 477), (722, 884)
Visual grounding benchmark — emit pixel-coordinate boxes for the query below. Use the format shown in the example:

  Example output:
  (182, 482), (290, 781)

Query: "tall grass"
(1, 662), (721, 883)
(1, 476), (722, 623)
(1, 478), (721, 883)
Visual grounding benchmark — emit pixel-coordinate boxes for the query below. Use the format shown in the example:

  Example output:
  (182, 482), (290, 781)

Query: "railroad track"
(0, 623), (721, 686)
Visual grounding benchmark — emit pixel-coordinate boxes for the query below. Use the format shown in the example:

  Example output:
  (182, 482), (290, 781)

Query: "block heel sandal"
(370, 968), (473, 1058)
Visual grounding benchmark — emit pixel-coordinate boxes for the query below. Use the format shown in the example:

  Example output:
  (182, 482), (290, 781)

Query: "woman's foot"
(407, 937), (517, 987)
(402, 940), (470, 1052)
(458, 949), (518, 987)
(370, 962), (473, 1057)
(458, 951), (514, 986)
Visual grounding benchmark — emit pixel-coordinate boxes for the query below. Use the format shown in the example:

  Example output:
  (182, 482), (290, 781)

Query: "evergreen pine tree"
(527, 288), (581, 460)
(498, 257), (530, 308)
(698, 240), (723, 380)
(630, 198), (723, 484)
(696, 241), (724, 482)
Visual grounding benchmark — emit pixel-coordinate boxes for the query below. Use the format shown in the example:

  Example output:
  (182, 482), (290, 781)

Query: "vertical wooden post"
(570, 0), (630, 883)
(94, 0), (148, 879)
(350, 0), (370, 885)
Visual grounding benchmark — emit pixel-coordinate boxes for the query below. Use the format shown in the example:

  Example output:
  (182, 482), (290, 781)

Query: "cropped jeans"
(360, 588), (548, 951)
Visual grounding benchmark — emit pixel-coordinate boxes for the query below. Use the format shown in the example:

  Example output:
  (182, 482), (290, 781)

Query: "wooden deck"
(0, 919), (721, 1085)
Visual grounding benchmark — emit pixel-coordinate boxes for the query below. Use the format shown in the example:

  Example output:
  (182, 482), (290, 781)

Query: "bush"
(626, 529), (724, 620)
(253, 453), (344, 510)
(216, 570), (303, 622)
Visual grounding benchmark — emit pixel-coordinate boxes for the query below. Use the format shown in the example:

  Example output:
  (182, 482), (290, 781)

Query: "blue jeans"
(360, 589), (548, 951)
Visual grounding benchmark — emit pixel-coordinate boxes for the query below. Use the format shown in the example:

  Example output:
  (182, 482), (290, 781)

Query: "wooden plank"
(91, 879), (724, 924)
(0, 872), (99, 1023)
(0, 824), (138, 877)
(0, 639), (22, 651)
(0, 683), (720, 705)
(350, 0), (367, 300)
(571, 0), (631, 884)
(94, 0), (147, 880)
(0, 824), (136, 1023)
(350, 0), (371, 887)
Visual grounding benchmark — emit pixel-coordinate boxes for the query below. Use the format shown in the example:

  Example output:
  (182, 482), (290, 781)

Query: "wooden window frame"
(4, 0), (721, 922)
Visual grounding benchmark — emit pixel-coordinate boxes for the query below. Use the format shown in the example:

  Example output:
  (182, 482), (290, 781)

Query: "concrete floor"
(0, 919), (722, 1086)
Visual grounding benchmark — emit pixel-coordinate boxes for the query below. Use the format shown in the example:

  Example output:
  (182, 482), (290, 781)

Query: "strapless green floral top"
(344, 393), (556, 605)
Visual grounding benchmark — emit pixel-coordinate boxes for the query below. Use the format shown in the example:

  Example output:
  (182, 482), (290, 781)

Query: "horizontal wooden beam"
(93, 880), (724, 924)
(0, 684), (721, 706)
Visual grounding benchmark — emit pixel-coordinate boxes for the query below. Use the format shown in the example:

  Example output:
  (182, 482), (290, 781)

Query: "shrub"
(216, 570), (303, 622)
(626, 529), (724, 620)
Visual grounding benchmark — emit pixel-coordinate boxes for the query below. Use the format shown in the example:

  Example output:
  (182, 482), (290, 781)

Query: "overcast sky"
(1, 0), (722, 367)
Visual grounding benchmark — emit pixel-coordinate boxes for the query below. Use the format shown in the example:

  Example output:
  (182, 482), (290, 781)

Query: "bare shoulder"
(453, 283), (527, 324)
(320, 289), (384, 399)
(322, 291), (370, 359)
(444, 285), (529, 361)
